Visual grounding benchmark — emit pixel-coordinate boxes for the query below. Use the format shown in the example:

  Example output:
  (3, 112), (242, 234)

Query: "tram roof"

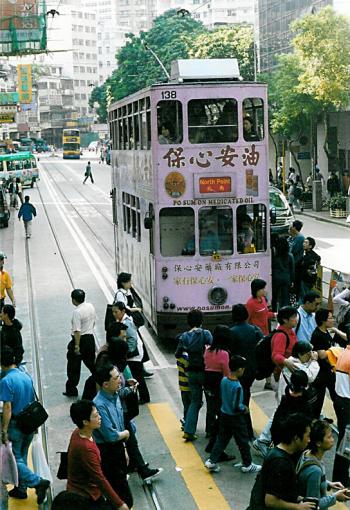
(109, 79), (267, 111)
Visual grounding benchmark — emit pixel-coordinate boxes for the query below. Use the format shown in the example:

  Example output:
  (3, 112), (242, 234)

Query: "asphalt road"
(2, 153), (347, 510)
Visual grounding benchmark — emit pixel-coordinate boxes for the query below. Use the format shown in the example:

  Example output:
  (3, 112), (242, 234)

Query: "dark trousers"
(128, 360), (150, 403)
(125, 420), (147, 474)
(65, 335), (96, 393)
(98, 442), (133, 509)
(241, 373), (256, 441)
(313, 372), (337, 418)
(210, 413), (252, 467)
(272, 281), (290, 310)
(181, 391), (191, 422)
(83, 173), (94, 183)
(332, 395), (350, 487)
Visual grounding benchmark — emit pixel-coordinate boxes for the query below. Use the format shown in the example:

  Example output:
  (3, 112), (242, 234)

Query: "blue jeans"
(184, 371), (204, 435)
(8, 421), (41, 490)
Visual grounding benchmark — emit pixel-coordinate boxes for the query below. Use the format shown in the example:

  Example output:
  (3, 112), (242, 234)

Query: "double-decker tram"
(109, 59), (271, 338)
(62, 128), (81, 159)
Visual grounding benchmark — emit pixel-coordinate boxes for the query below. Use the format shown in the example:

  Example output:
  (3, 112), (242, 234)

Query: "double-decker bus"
(109, 59), (271, 338)
(62, 129), (80, 159)
(0, 151), (39, 187)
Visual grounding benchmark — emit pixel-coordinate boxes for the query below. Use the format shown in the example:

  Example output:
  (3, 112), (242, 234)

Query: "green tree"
(189, 25), (255, 80)
(109, 10), (205, 101)
(89, 84), (107, 122)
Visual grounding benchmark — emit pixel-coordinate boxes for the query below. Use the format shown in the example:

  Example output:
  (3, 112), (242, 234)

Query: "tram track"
(141, 478), (165, 510)
(24, 239), (52, 510)
(40, 161), (115, 261)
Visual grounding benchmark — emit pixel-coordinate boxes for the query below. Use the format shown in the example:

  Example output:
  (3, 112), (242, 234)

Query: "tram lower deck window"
(188, 99), (238, 144)
(198, 206), (233, 256)
(160, 208), (194, 257)
(237, 204), (267, 254)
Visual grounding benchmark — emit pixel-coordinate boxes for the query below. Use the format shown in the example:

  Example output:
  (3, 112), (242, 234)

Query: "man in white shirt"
(63, 289), (96, 397)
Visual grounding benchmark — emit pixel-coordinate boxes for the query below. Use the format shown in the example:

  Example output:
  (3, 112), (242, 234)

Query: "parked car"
(269, 185), (295, 236)
(0, 185), (10, 228)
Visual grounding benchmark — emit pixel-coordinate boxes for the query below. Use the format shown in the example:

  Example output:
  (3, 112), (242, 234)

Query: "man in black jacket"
(0, 304), (24, 365)
(299, 237), (321, 302)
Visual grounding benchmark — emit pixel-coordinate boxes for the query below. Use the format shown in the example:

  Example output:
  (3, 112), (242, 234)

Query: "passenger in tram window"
(188, 100), (209, 144)
(215, 101), (238, 143)
(158, 123), (173, 144)
(243, 116), (260, 142)
(237, 213), (256, 254)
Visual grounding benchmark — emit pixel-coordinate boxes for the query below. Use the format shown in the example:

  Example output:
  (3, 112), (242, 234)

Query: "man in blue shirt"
(0, 346), (50, 503)
(296, 291), (321, 342)
(93, 364), (133, 509)
(18, 195), (36, 239)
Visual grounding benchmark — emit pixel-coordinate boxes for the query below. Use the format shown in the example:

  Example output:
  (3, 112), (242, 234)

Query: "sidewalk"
(297, 208), (350, 229)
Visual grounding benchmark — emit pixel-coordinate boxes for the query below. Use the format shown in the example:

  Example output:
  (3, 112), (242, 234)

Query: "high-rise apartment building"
(256, 0), (350, 73)
(182, 0), (255, 28)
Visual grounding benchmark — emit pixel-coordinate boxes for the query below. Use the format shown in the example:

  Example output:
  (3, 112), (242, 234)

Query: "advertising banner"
(0, 113), (15, 123)
(17, 65), (32, 103)
(0, 92), (19, 105)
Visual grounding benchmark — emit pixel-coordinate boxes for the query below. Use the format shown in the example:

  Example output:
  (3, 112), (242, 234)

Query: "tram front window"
(160, 207), (194, 256)
(188, 99), (238, 144)
(237, 204), (267, 254)
(157, 100), (183, 144)
(199, 206), (233, 256)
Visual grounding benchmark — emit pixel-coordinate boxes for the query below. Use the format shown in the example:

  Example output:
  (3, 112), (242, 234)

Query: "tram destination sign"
(199, 176), (231, 194)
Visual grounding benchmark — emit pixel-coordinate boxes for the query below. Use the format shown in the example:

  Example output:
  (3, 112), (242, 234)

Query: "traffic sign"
(0, 113), (15, 123)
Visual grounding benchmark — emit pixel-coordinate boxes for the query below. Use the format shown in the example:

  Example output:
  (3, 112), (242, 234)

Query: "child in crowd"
(204, 356), (261, 474)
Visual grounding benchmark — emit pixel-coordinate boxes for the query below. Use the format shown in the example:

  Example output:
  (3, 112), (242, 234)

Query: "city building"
(183, 0), (255, 28)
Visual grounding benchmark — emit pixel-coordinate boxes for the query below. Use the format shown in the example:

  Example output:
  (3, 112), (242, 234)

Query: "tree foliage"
(89, 84), (107, 123)
(292, 6), (350, 109)
(189, 25), (254, 80)
(109, 10), (205, 101)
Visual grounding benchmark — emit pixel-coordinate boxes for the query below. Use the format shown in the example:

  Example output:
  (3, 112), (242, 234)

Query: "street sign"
(0, 113), (15, 123)
(0, 92), (19, 105)
(17, 64), (32, 104)
(0, 106), (17, 114)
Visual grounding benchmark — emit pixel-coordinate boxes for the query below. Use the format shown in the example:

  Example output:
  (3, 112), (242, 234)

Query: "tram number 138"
(161, 91), (177, 99)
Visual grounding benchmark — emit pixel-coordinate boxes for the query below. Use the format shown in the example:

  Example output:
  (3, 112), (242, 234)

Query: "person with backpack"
(83, 161), (94, 184)
(175, 309), (212, 441)
(246, 278), (277, 390)
(253, 306), (299, 458)
(248, 413), (314, 510)
(297, 420), (349, 508)
(230, 304), (264, 441)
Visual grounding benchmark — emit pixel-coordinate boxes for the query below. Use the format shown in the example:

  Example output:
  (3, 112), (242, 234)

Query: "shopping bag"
(337, 425), (350, 460)
(56, 452), (68, 480)
(1, 442), (18, 485)
(31, 434), (53, 483)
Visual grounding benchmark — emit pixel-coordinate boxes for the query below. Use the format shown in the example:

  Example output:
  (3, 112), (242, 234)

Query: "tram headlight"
(208, 286), (228, 306)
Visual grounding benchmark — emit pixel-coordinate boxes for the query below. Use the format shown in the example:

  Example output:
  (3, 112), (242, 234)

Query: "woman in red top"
(246, 279), (276, 390)
(67, 399), (129, 510)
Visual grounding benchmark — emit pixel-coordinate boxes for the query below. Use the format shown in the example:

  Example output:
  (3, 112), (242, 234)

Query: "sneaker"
(205, 459), (220, 473)
(241, 463), (262, 474)
(35, 478), (50, 504)
(180, 419), (185, 431)
(63, 390), (78, 397)
(252, 439), (269, 458)
(183, 432), (198, 442)
(141, 467), (163, 483)
(8, 487), (27, 499)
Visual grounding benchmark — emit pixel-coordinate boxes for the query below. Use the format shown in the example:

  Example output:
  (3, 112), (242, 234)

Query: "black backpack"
(255, 330), (289, 380)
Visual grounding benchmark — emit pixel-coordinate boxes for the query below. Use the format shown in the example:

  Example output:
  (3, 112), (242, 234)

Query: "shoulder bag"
(15, 381), (48, 435)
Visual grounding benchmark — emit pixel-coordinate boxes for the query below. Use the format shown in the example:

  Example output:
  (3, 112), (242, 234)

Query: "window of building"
(198, 206), (233, 256)
(236, 204), (267, 254)
(85, 26), (90, 32)
(73, 66), (79, 72)
(106, 61), (111, 67)
(242, 98), (264, 141)
(80, 80), (85, 86)
(73, 52), (78, 60)
(80, 66), (85, 72)
(72, 24), (77, 31)
(75, 93), (80, 99)
(188, 98), (238, 144)
(160, 208), (195, 257)
(122, 192), (141, 241)
(157, 100), (183, 144)
(74, 80), (79, 86)
(86, 40), (91, 46)
(78, 25), (83, 32)
(81, 94), (86, 100)
(79, 52), (84, 59)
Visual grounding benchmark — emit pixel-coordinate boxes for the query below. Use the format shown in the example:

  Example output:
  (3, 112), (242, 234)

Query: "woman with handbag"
(114, 272), (152, 377)
(112, 302), (150, 404)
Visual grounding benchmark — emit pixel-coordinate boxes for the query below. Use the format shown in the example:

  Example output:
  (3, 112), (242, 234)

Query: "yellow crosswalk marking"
(149, 402), (232, 510)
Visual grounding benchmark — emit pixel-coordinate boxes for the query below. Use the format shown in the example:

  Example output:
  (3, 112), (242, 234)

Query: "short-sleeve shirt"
(263, 448), (299, 502)
(0, 270), (12, 299)
(0, 368), (35, 416)
(71, 302), (96, 335)
(311, 328), (333, 377)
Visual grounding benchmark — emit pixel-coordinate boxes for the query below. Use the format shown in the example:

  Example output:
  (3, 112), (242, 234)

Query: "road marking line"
(148, 402), (231, 510)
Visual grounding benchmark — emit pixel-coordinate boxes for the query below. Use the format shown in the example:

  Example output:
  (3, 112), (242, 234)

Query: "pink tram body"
(109, 60), (271, 338)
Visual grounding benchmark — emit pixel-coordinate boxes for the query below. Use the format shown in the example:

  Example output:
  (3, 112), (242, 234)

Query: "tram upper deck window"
(157, 101), (183, 144)
(160, 207), (194, 257)
(198, 206), (233, 256)
(237, 204), (267, 254)
(188, 99), (238, 144)
(243, 98), (264, 142)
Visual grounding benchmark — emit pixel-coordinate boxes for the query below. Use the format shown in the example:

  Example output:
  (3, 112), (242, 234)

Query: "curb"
(298, 210), (350, 229)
